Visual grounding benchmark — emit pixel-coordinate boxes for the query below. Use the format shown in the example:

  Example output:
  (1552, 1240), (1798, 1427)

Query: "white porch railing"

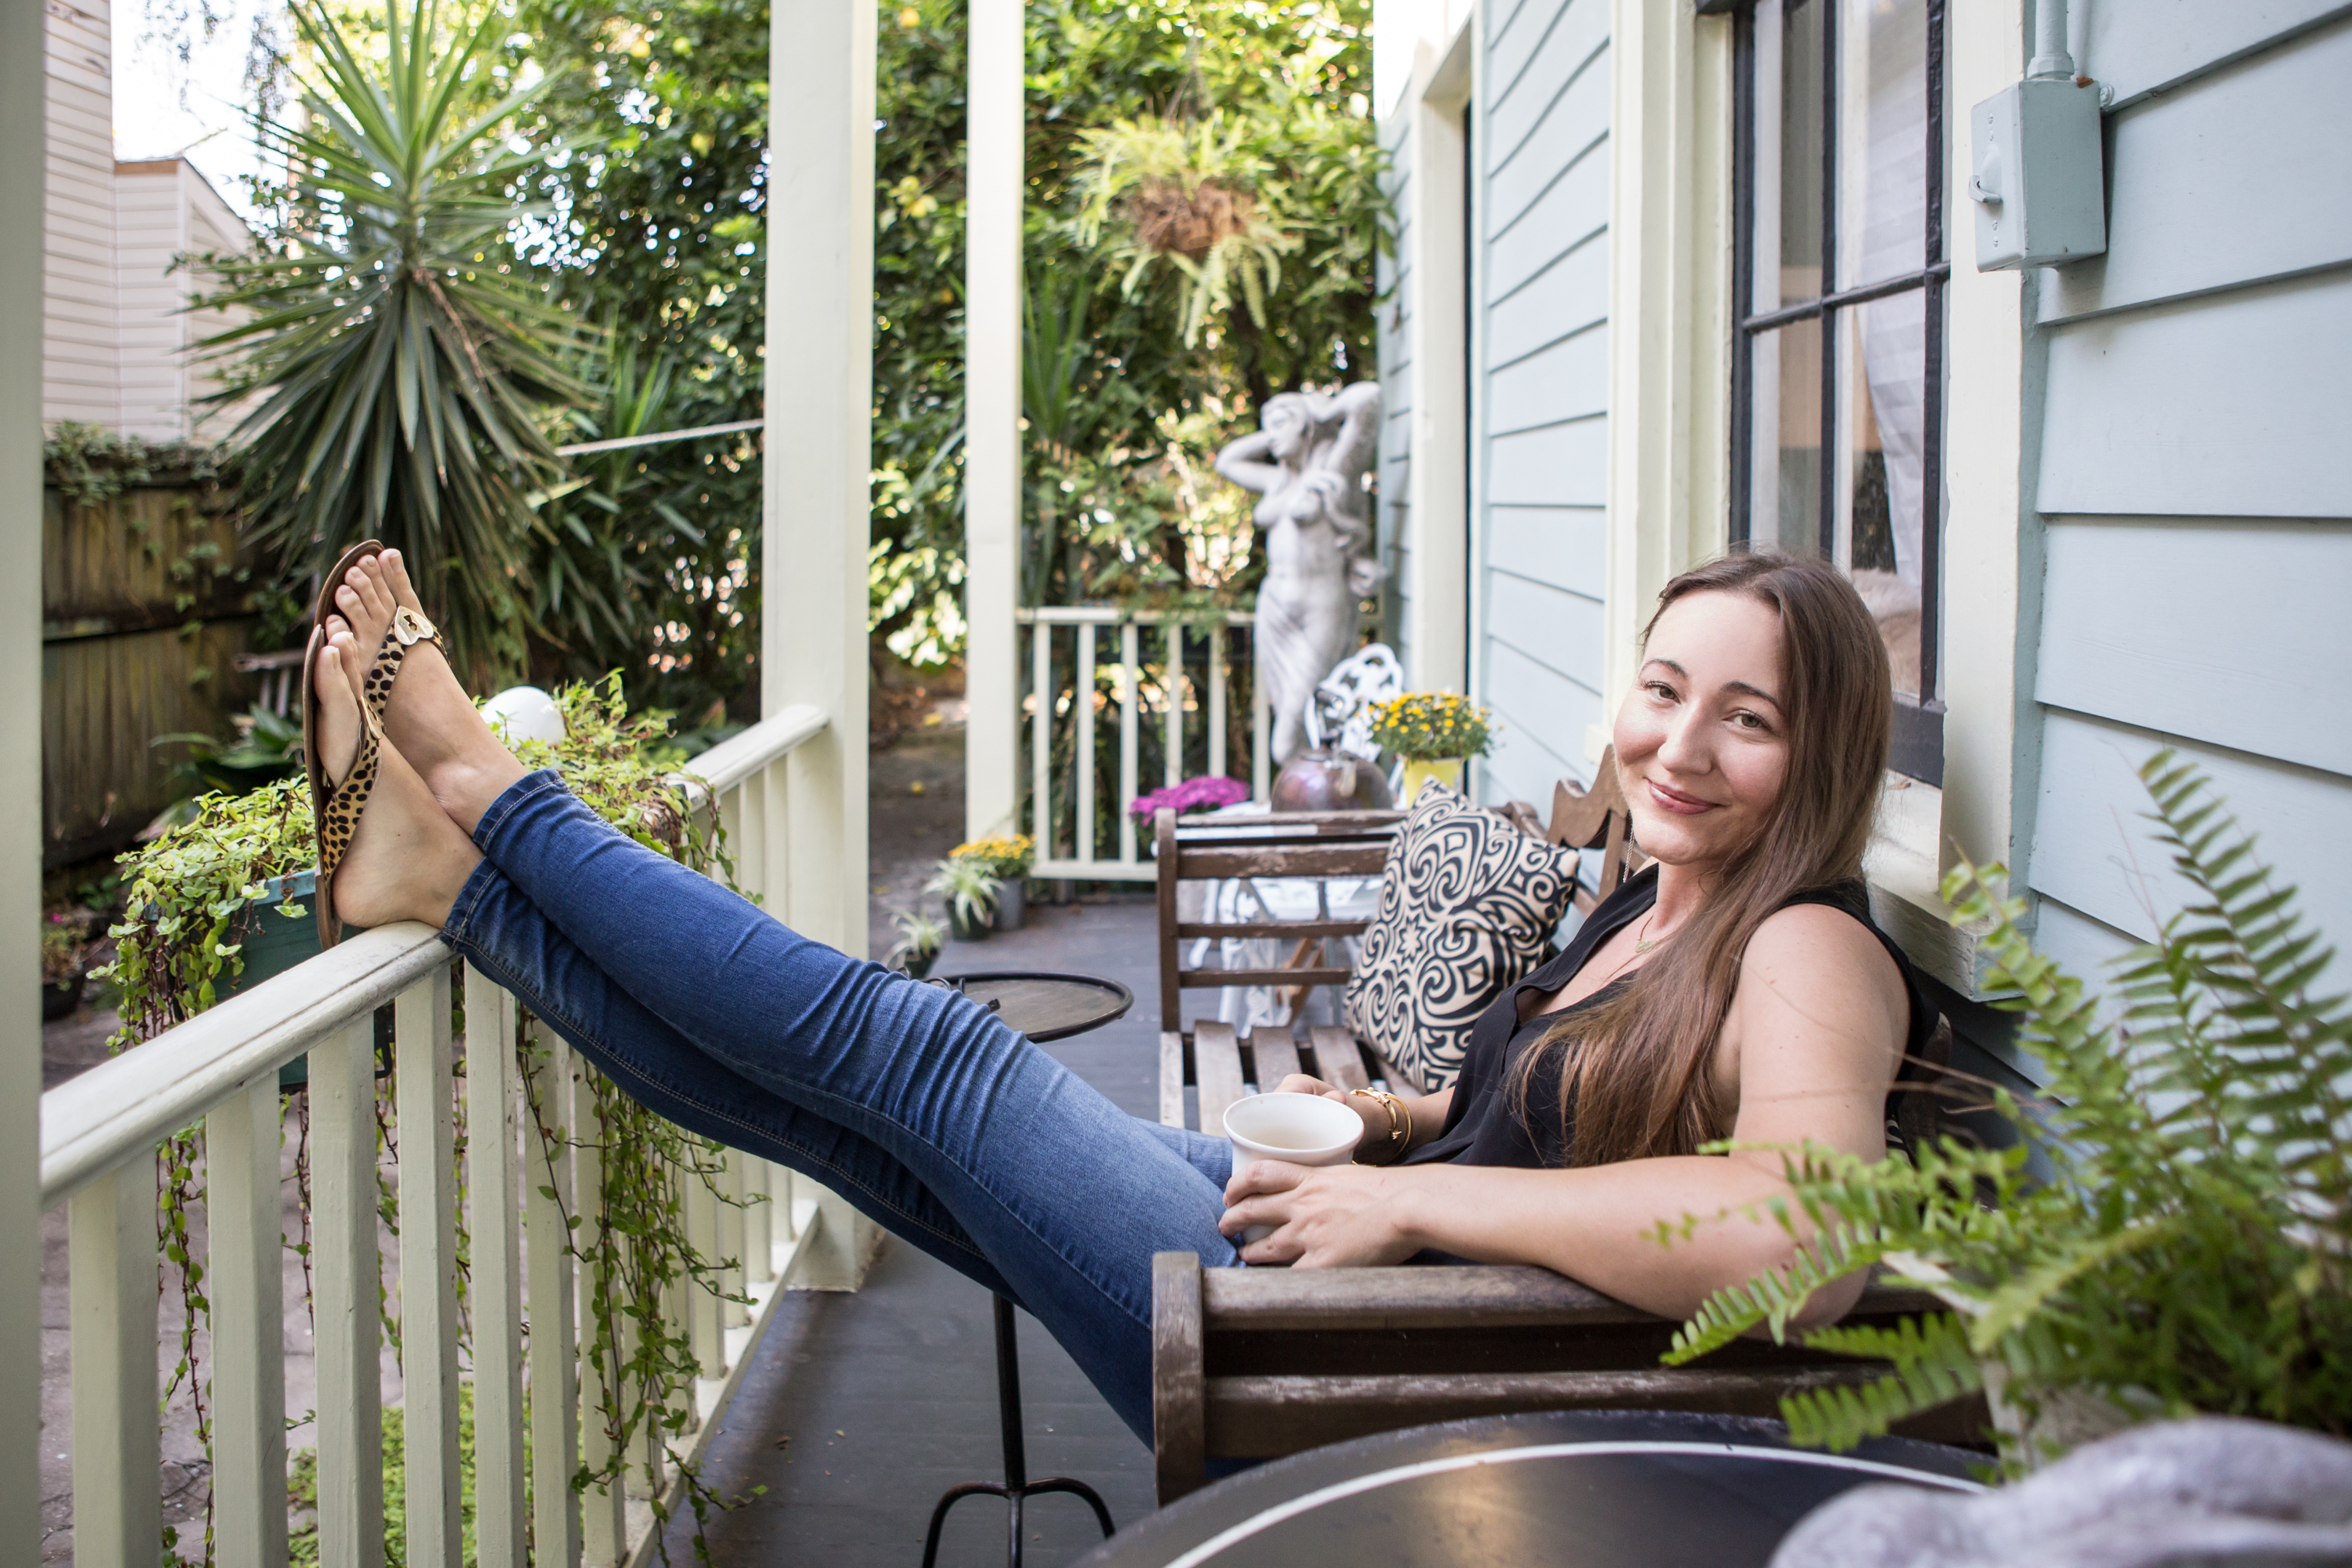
(1020, 606), (1269, 882)
(39, 704), (841, 1568)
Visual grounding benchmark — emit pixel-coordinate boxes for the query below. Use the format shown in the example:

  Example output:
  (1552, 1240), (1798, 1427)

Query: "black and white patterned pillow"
(1344, 783), (1579, 1091)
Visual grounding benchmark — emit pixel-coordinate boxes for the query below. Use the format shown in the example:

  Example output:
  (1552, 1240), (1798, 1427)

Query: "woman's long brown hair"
(1514, 551), (1893, 1166)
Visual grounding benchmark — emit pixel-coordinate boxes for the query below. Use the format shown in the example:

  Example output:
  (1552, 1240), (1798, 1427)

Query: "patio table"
(920, 969), (1137, 1568)
(1071, 1409), (1984, 1568)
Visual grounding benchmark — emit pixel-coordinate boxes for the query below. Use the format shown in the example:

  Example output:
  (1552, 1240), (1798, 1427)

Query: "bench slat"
(1180, 845), (1392, 880)
(1202, 1366), (1892, 1457)
(1194, 1022), (1248, 1136)
(1198, 1263), (1949, 1331)
(1307, 1026), (1371, 1094)
(1158, 1031), (1187, 1129)
(1180, 967), (1354, 989)
(1174, 920), (1370, 941)
(1247, 1031), (1300, 1090)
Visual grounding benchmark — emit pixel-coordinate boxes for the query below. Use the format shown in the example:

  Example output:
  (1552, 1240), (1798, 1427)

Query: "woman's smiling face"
(1612, 590), (1790, 871)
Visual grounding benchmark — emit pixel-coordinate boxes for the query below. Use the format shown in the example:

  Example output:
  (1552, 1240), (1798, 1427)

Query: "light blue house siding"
(1472, 0), (1612, 807)
(1375, 111), (1414, 676)
(2022, 7), (2352, 980)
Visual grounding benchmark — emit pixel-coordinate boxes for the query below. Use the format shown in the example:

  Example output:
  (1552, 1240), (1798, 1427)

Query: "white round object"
(482, 685), (567, 746)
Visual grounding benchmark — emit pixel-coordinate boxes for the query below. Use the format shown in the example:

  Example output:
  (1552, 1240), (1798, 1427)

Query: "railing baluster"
(207, 1074), (286, 1568)
(761, 761), (790, 912)
(396, 968), (463, 1567)
(1119, 620), (1141, 862)
(720, 1149), (749, 1328)
(573, 1058), (627, 1566)
(1208, 624), (1228, 781)
(312, 1017), (386, 1568)
(524, 1030), (582, 1568)
(687, 1151), (723, 1375)
(68, 1160), (159, 1568)
(1076, 623), (1097, 864)
(465, 968), (527, 1568)
(1164, 622), (1182, 789)
(730, 780), (760, 907)
(1031, 623), (1051, 858)
(741, 1149), (773, 1286)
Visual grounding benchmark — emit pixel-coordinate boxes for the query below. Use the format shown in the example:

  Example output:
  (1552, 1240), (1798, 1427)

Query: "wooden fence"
(42, 473), (260, 868)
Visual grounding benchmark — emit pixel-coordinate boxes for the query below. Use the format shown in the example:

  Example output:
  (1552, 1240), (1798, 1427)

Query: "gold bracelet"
(1349, 1088), (1413, 1165)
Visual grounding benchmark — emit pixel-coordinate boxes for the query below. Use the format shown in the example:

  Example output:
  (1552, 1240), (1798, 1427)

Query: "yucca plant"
(1659, 751), (2352, 1465)
(197, 0), (593, 684)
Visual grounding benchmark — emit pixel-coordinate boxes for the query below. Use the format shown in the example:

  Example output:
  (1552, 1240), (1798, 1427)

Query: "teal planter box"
(218, 870), (392, 1089)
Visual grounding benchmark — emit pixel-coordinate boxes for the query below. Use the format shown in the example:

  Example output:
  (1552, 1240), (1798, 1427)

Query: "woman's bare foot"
(313, 632), (483, 930)
(327, 549), (528, 833)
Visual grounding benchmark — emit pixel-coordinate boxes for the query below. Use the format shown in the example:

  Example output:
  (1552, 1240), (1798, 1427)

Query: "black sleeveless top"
(1404, 864), (1936, 1169)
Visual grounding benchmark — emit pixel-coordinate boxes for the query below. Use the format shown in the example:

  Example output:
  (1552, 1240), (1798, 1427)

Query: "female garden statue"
(1215, 382), (1384, 763)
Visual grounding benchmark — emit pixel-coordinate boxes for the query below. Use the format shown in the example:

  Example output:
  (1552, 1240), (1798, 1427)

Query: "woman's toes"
(377, 548), (427, 616)
(315, 640), (362, 786)
(346, 560), (393, 627)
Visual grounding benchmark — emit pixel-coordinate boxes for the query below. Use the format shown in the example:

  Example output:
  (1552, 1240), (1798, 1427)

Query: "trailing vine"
(102, 676), (753, 1563)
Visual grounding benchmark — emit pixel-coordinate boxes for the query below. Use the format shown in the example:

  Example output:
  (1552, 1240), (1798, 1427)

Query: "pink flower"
(1129, 775), (1250, 821)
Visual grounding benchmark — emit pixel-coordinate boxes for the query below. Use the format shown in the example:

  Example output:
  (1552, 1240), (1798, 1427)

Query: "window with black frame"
(1730, 0), (1947, 783)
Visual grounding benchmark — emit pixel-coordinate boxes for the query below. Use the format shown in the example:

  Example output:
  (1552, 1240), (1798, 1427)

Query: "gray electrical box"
(1968, 78), (2106, 270)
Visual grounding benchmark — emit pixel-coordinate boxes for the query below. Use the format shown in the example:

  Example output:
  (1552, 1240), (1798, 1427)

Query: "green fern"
(1662, 753), (2352, 1460)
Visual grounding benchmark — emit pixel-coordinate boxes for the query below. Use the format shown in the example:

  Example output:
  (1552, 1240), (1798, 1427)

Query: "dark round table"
(932, 969), (1135, 1042)
(1074, 1410), (1984, 1568)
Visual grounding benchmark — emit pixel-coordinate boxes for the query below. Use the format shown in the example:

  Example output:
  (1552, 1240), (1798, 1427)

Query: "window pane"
(1748, 316), (1823, 558)
(1842, 297), (1923, 694)
(1750, 0), (1825, 315)
(1839, 0), (1930, 287)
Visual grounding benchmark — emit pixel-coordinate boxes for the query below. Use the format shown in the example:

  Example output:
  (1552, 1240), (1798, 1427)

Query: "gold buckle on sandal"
(391, 606), (438, 647)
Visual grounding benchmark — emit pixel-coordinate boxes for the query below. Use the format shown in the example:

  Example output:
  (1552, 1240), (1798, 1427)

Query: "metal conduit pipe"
(2028, 0), (2075, 80)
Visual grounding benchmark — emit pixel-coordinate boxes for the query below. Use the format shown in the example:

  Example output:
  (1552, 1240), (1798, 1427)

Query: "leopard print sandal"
(299, 621), (387, 950)
(298, 539), (448, 947)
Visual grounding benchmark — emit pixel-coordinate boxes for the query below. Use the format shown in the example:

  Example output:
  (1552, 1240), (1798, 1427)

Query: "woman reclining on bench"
(297, 544), (1929, 1447)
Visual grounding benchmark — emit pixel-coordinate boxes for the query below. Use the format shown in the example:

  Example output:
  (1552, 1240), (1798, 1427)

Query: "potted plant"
(1368, 693), (1495, 804)
(41, 908), (97, 1021)
(888, 908), (948, 978)
(1662, 753), (2352, 1470)
(926, 857), (1001, 944)
(951, 834), (1035, 931)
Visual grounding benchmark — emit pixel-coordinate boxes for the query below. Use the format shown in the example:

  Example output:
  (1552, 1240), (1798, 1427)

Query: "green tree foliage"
(873, 0), (1383, 654)
(198, 0), (593, 686)
(1659, 753), (2352, 1465)
(506, 0), (773, 720)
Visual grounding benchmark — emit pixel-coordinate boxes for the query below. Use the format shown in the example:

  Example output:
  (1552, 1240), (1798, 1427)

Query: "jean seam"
(455, 938), (991, 1265)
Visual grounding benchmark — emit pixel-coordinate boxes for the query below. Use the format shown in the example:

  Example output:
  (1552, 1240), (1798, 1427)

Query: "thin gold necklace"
(1632, 909), (1664, 955)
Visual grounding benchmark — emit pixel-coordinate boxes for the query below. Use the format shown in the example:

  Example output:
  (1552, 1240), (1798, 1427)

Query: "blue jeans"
(440, 769), (1241, 1443)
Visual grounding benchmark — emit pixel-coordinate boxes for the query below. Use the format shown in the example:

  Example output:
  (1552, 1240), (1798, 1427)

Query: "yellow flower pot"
(1400, 757), (1463, 804)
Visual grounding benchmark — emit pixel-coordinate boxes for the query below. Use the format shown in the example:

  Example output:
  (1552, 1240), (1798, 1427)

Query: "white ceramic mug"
(1222, 1092), (1365, 1243)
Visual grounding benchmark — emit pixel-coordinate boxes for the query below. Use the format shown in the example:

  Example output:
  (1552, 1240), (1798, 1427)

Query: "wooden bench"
(1146, 758), (1982, 1502)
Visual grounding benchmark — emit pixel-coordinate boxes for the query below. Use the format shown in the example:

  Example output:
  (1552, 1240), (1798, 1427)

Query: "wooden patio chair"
(1147, 756), (1983, 1502)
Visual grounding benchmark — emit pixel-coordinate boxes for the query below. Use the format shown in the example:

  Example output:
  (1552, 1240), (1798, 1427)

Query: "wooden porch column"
(964, 0), (1024, 841)
(766, 0), (883, 1288)
(766, 0), (876, 955)
(0, 0), (42, 1543)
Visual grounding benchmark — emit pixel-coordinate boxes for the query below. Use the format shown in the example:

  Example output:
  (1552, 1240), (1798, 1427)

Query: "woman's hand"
(1271, 1074), (1387, 1156)
(1218, 1158), (1421, 1268)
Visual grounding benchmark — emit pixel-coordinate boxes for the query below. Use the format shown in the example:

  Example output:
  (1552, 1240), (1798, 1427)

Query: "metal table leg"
(920, 1293), (1116, 1567)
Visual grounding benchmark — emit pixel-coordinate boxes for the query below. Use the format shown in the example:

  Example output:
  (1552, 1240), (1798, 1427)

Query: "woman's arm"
(1225, 904), (1907, 1326)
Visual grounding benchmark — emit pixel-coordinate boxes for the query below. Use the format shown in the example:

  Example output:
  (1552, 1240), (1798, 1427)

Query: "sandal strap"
(315, 711), (382, 895)
(359, 606), (446, 723)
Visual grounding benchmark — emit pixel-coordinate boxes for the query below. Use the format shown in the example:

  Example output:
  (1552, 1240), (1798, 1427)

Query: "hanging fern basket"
(1130, 177), (1258, 260)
